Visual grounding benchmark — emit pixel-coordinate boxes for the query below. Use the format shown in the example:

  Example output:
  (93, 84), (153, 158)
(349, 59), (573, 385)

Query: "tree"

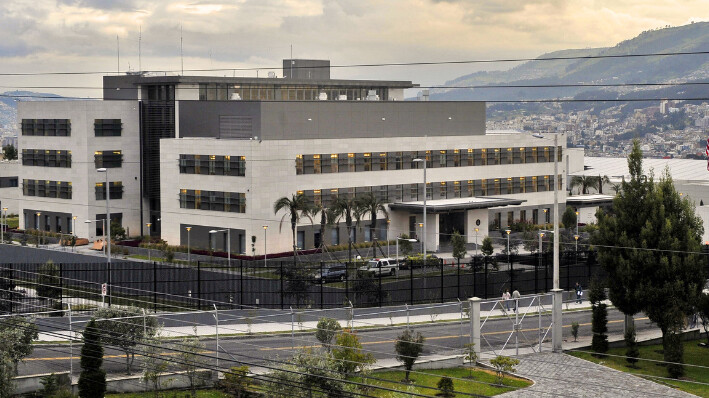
(283, 266), (312, 308)
(175, 333), (206, 397)
(331, 196), (365, 266)
(451, 231), (467, 261)
(110, 221), (126, 241)
(78, 319), (106, 398)
(437, 376), (455, 397)
(698, 292), (709, 346)
(0, 316), (38, 375)
(330, 329), (375, 375)
(315, 317), (341, 351)
(561, 206), (577, 230)
(351, 273), (387, 306)
(310, 203), (332, 257)
(596, 175), (610, 194)
(358, 193), (389, 256)
(570, 175), (595, 194)
(463, 343), (478, 378)
(142, 328), (170, 398)
(0, 351), (13, 398)
(2, 144), (17, 161)
(589, 277), (608, 356)
(94, 306), (158, 375)
(399, 233), (414, 256)
(274, 193), (312, 257)
(394, 329), (425, 382)
(265, 349), (353, 398)
(481, 236), (494, 256)
(571, 322), (579, 342)
(37, 260), (61, 303)
(489, 355), (519, 385)
(624, 324), (639, 368)
(220, 366), (251, 398)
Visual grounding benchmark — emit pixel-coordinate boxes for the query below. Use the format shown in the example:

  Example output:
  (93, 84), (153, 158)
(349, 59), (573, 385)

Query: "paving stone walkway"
(497, 352), (697, 397)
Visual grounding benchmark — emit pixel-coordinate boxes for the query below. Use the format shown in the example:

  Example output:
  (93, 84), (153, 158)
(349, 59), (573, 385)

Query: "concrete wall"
(0, 160), (19, 215)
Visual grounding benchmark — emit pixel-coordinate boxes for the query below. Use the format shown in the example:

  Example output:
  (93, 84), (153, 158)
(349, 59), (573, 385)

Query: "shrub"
(315, 317), (341, 351)
(394, 329), (425, 382)
(571, 322), (579, 342)
(665, 332), (684, 379)
(437, 376), (455, 397)
(220, 365), (251, 398)
(489, 355), (520, 385)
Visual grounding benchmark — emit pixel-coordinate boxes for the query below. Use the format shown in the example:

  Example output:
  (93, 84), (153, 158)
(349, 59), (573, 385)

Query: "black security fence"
(0, 251), (618, 314)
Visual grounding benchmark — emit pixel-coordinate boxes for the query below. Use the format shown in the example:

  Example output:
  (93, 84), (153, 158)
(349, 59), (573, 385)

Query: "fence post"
(566, 255), (571, 292)
(552, 288), (563, 352)
(345, 262), (349, 304)
(469, 297), (481, 358)
(510, 256), (514, 292)
(410, 260), (414, 305)
(544, 252), (549, 292)
(197, 261), (202, 311)
(484, 259), (488, 299)
(239, 260), (244, 310)
(440, 259), (444, 303)
(472, 257), (476, 298)
(535, 255), (539, 293)
(59, 262), (64, 311)
(153, 262), (157, 313)
(378, 266), (383, 308)
(280, 261), (284, 310)
(456, 258), (460, 300)
(320, 262), (324, 309)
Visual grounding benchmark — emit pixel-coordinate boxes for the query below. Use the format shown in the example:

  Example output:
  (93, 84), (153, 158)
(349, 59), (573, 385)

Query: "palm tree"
(274, 194), (312, 258)
(310, 203), (333, 257)
(358, 193), (389, 257)
(570, 175), (594, 195)
(331, 196), (364, 266)
(596, 175), (610, 194)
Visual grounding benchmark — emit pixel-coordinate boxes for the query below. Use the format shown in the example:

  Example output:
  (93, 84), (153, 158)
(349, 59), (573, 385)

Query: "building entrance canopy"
(388, 196), (525, 214)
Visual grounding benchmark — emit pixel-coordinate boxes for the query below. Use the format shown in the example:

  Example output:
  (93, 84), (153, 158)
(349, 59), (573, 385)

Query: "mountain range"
(0, 91), (64, 133)
(429, 22), (709, 111)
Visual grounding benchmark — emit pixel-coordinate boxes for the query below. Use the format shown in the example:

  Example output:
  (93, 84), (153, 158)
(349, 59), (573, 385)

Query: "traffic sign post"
(101, 283), (107, 307)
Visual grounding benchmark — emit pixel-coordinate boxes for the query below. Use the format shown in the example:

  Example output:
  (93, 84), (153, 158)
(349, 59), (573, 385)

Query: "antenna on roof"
(116, 35), (120, 75)
(139, 26), (142, 72)
(180, 24), (184, 76)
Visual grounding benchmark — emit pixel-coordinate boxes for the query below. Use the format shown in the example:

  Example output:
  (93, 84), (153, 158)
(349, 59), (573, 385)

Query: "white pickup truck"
(358, 258), (399, 276)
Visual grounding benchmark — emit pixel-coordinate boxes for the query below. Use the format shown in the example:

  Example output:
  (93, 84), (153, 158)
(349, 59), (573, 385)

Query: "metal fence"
(0, 251), (610, 314)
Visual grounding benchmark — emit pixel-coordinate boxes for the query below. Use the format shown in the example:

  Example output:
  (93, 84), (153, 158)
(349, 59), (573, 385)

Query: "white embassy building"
(17, 59), (584, 255)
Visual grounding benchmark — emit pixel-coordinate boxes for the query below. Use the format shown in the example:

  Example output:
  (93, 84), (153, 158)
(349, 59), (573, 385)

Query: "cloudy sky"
(1, 0), (708, 97)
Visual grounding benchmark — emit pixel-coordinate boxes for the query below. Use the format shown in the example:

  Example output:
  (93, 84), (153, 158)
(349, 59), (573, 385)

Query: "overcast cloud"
(0, 0), (707, 97)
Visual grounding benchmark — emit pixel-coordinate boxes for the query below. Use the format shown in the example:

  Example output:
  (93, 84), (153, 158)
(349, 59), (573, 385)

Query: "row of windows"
(295, 146), (562, 174)
(94, 151), (123, 168)
(21, 149), (72, 168)
(198, 83), (387, 101)
(94, 119), (123, 136)
(22, 180), (72, 199)
(95, 182), (124, 200)
(298, 175), (563, 208)
(21, 119), (71, 136)
(179, 189), (246, 213)
(179, 154), (246, 176)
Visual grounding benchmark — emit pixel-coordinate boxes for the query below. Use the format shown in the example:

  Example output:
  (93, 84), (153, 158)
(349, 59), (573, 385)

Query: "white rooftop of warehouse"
(576, 157), (709, 183)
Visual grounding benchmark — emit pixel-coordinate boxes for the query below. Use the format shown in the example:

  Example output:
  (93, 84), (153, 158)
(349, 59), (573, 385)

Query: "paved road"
(19, 308), (655, 377)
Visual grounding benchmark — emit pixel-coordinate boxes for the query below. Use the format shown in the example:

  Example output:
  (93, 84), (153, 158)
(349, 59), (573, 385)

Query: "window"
(296, 155), (304, 174)
(21, 119), (70, 136)
(330, 154), (339, 173)
(453, 181), (461, 198)
(348, 153), (355, 172)
(379, 153), (388, 171)
(23, 179), (71, 199)
(331, 228), (340, 245)
(532, 209), (539, 224)
(504, 148), (513, 165)
(313, 154), (322, 174)
(94, 150), (123, 168)
(22, 149), (71, 168)
(426, 183), (432, 200)
(363, 153), (372, 171)
(439, 150), (447, 167)
(410, 184), (419, 201)
(453, 149), (461, 167)
(520, 210), (526, 222)
(493, 179), (501, 195)
(179, 189), (246, 213)
(439, 182), (447, 199)
(95, 182), (124, 200)
(94, 119), (122, 136)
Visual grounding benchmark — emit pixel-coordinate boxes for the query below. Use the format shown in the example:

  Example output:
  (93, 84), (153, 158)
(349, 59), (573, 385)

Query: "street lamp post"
(263, 225), (268, 268)
(474, 227), (479, 257)
(35, 212), (41, 247)
(505, 229), (511, 270)
(386, 219), (391, 258)
(85, 218), (109, 305)
(146, 223), (152, 262)
(413, 157), (427, 257)
(186, 227), (192, 264)
(72, 216), (77, 252)
(97, 168), (111, 267)
(575, 210), (579, 239)
(210, 229), (231, 268)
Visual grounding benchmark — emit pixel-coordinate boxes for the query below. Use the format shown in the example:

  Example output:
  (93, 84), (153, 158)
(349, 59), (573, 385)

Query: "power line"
(0, 49), (708, 77)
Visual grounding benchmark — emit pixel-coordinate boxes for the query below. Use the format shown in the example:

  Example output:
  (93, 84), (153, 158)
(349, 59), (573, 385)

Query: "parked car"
(313, 264), (348, 283)
(358, 258), (399, 276)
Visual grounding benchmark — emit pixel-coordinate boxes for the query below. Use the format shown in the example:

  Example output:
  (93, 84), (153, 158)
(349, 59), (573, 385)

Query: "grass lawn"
(5, 216), (18, 229)
(569, 340), (709, 397)
(352, 366), (531, 397)
(107, 389), (229, 398)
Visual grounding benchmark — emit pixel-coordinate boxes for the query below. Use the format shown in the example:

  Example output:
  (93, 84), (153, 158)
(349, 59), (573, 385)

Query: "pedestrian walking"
(502, 289), (511, 311)
(512, 289), (520, 312)
(575, 282), (583, 304)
